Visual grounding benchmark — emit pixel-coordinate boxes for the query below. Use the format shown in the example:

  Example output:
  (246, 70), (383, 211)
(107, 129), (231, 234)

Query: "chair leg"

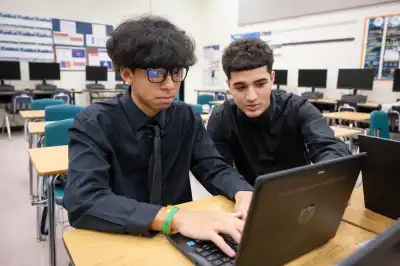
(5, 116), (11, 140)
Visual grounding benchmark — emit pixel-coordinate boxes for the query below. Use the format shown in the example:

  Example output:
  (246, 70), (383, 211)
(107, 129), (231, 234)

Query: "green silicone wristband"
(163, 206), (179, 235)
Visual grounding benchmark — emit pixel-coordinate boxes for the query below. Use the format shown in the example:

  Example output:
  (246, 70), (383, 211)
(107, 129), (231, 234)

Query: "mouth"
(245, 104), (259, 111)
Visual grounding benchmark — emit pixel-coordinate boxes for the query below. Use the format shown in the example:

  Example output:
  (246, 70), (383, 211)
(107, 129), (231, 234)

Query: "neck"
(131, 91), (159, 118)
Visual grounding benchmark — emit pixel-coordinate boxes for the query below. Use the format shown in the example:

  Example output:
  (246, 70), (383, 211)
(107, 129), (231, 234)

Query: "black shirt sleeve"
(63, 114), (161, 236)
(297, 101), (352, 162)
(207, 107), (235, 165)
(190, 114), (253, 199)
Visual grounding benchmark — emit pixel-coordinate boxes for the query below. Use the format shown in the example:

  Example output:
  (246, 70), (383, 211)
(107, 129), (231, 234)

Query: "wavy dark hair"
(222, 38), (274, 79)
(107, 15), (197, 71)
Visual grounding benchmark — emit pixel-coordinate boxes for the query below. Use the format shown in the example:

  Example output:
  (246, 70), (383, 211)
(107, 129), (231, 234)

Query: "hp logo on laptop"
(298, 204), (316, 224)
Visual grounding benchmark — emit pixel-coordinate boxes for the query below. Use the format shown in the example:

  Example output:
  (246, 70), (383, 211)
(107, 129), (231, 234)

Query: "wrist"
(171, 208), (186, 232)
(234, 190), (252, 202)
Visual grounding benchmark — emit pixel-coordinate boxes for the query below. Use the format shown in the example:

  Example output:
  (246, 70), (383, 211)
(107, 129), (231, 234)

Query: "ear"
(121, 68), (134, 84)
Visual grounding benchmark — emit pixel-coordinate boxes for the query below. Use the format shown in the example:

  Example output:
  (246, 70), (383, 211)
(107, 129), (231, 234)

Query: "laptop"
(337, 219), (400, 266)
(359, 135), (400, 219)
(167, 153), (365, 266)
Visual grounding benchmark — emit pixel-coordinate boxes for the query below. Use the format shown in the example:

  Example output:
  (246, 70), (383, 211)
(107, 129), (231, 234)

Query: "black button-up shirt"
(63, 92), (253, 236)
(207, 92), (351, 186)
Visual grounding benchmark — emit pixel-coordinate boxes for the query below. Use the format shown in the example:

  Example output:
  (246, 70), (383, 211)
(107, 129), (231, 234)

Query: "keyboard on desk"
(167, 233), (237, 266)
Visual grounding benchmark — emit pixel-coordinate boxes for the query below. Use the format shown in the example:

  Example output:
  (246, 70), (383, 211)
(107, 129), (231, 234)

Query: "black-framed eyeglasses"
(146, 67), (189, 83)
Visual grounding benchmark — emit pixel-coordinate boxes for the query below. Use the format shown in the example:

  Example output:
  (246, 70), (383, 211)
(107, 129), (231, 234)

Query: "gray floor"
(0, 131), (211, 266)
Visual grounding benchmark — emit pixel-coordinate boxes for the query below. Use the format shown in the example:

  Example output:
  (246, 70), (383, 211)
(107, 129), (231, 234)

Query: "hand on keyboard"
(171, 210), (244, 257)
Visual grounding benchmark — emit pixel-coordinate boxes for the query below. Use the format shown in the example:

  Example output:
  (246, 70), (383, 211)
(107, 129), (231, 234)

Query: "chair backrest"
(369, 111), (390, 139)
(52, 90), (71, 104)
(338, 105), (356, 112)
(197, 94), (215, 106)
(10, 93), (34, 113)
(31, 98), (64, 110)
(45, 104), (84, 121)
(44, 118), (74, 147)
(189, 104), (203, 115)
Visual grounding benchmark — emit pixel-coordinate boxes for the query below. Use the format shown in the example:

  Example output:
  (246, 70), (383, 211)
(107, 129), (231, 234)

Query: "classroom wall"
(201, 0), (400, 104)
(0, 0), (204, 105)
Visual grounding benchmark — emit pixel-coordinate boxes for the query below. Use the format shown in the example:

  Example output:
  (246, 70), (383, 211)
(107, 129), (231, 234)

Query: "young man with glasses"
(63, 16), (253, 257)
(207, 38), (351, 186)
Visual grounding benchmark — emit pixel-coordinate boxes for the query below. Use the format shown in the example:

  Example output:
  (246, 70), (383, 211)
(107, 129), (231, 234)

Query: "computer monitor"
(298, 69), (327, 92)
(393, 69), (400, 92)
(0, 61), (21, 86)
(337, 69), (374, 95)
(86, 66), (108, 83)
(29, 62), (60, 84)
(274, 69), (287, 90)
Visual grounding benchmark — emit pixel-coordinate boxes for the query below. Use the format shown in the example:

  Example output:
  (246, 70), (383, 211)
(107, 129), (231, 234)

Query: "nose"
(245, 87), (257, 102)
(160, 74), (175, 90)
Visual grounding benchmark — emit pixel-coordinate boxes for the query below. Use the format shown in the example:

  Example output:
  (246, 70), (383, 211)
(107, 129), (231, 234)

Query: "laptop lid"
(359, 135), (400, 220)
(236, 153), (365, 266)
(337, 219), (400, 266)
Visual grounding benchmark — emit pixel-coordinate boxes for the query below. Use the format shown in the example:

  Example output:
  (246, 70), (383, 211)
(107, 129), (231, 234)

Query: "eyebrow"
(232, 78), (269, 86)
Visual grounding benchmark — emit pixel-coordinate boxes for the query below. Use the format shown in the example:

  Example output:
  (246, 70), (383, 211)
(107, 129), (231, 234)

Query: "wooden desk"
(308, 98), (337, 104)
(28, 145), (68, 176)
(343, 187), (395, 234)
(19, 110), (45, 119)
(323, 112), (370, 122)
(63, 196), (374, 266)
(28, 121), (53, 136)
(330, 126), (362, 138)
(357, 102), (379, 108)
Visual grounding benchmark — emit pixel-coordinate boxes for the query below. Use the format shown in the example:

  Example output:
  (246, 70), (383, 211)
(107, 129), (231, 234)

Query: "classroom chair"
(39, 119), (73, 255)
(45, 104), (84, 121)
(369, 111), (389, 139)
(189, 103), (203, 115)
(197, 94), (215, 113)
(215, 92), (226, 100)
(52, 90), (71, 104)
(31, 98), (64, 111)
(1, 92), (33, 140)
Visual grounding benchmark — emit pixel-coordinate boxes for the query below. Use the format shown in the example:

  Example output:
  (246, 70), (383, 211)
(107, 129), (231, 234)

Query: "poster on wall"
(0, 13), (54, 61)
(86, 47), (112, 70)
(361, 14), (400, 80)
(202, 45), (220, 87)
(55, 46), (86, 71)
(381, 16), (400, 79)
(230, 32), (260, 40)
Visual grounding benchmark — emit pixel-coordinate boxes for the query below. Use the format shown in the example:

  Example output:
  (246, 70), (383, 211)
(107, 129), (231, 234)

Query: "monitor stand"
(86, 81), (105, 90)
(0, 80), (15, 91)
(301, 87), (323, 99)
(36, 80), (57, 91)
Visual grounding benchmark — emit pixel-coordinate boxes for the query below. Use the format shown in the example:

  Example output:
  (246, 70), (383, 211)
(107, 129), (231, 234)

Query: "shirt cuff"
(125, 202), (162, 237)
(227, 180), (254, 200)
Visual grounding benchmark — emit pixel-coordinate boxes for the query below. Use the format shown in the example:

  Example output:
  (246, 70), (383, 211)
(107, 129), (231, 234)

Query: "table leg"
(89, 92), (93, 104)
(48, 175), (57, 266)
(24, 119), (28, 141)
(29, 133), (34, 198)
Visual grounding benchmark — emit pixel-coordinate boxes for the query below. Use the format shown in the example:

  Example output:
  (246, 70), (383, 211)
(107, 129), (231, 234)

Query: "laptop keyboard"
(192, 237), (237, 265)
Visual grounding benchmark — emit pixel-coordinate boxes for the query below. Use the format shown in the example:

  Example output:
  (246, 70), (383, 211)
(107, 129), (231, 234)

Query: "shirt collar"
(120, 86), (166, 132)
(237, 92), (276, 126)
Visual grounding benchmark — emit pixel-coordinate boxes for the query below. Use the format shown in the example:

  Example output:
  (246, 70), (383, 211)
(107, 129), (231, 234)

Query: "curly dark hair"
(106, 15), (197, 71)
(222, 38), (274, 79)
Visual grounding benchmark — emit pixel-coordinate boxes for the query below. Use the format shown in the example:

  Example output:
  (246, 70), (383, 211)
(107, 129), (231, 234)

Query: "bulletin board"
(0, 12), (114, 72)
(361, 14), (400, 80)
(0, 13), (54, 61)
(52, 18), (113, 71)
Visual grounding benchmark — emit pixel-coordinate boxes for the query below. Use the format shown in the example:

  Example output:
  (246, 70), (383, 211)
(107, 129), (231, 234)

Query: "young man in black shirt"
(63, 16), (253, 257)
(207, 38), (351, 186)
